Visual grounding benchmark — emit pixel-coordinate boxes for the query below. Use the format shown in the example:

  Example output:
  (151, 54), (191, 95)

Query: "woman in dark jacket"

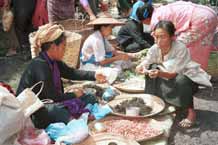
(17, 23), (105, 128)
(117, 1), (154, 53)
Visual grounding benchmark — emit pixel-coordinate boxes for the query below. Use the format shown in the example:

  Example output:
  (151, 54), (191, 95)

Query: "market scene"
(0, 0), (218, 145)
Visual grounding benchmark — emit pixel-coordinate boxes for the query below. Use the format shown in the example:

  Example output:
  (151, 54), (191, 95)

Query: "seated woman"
(136, 20), (212, 128)
(80, 15), (134, 73)
(117, 0), (154, 53)
(141, 1), (218, 70)
(16, 23), (106, 129)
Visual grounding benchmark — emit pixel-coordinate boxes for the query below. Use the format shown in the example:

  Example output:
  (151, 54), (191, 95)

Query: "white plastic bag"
(0, 81), (45, 145)
(17, 126), (51, 145)
(0, 86), (25, 145)
(96, 67), (118, 84)
(49, 113), (89, 145)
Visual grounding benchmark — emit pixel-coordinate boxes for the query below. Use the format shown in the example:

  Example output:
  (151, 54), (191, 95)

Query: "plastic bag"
(46, 113), (89, 145)
(102, 86), (119, 102)
(96, 68), (118, 84)
(2, 7), (13, 32)
(0, 86), (25, 145)
(85, 103), (112, 120)
(17, 126), (51, 145)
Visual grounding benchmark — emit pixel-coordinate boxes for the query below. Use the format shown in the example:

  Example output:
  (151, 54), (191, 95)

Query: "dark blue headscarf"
(129, 0), (152, 22)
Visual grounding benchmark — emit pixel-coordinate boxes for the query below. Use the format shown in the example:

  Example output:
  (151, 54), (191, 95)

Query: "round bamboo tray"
(89, 116), (164, 142)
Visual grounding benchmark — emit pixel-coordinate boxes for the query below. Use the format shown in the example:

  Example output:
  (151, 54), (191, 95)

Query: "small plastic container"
(125, 107), (140, 116)
(94, 122), (106, 133)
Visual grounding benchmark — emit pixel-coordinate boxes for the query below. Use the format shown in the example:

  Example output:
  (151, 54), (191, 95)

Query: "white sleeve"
(168, 42), (191, 73)
(93, 39), (106, 62)
(140, 45), (158, 69)
(105, 39), (115, 51)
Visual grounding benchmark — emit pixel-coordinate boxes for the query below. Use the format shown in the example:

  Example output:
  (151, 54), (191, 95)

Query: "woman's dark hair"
(136, 4), (154, 21)
(154, 20), (176, 36)
(94, 24), (111, 31)
(41, 33), (66, 51)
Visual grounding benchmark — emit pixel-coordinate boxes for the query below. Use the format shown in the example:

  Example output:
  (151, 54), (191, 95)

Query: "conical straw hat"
(87, 13), (124, 26)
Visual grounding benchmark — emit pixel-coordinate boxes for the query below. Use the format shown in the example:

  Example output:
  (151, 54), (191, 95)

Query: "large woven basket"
(206, 51), (218, 77)
(63, 31), (82, 68)
(58, 19), (94, 68)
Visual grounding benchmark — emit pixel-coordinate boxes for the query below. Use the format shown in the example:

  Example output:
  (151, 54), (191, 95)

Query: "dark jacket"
(17, 53), (95, 101)
(16, 53), (96, 128)
(117, 19), (154, 52)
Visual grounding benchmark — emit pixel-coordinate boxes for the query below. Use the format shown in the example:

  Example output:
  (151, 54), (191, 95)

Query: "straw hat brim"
(87, 17), (124, 26)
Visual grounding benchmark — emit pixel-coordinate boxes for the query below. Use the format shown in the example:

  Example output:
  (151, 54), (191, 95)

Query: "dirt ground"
(0, 55), (218, 145)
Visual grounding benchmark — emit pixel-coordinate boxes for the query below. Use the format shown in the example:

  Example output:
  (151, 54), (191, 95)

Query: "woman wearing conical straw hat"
(80, 14), (135, 77)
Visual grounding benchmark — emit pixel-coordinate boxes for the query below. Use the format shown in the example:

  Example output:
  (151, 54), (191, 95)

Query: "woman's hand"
(116, 54), (130, 61)
(95, 72), (107, 83)
(136, 64), (148, 74)
(148, 69), (159, 79)
(73, 88), (84, 98)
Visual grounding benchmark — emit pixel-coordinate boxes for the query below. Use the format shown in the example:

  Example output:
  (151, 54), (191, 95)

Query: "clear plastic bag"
(17, 126), (51, 145)
(46, 113), (89, 145)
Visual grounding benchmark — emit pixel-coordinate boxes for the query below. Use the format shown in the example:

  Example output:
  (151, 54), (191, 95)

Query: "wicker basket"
(58, 19), (94, 68)
(58, 19), (88, 31)
(58, 19), (93, 37)
(62, 31), (82, 68)
(206, 51), (218, 77)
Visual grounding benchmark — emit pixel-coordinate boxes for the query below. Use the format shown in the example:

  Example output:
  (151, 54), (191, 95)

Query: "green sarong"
(145, 65), (198, 108)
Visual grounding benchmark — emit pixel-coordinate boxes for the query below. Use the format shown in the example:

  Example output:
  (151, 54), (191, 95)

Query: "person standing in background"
(12, 0), (36, 59)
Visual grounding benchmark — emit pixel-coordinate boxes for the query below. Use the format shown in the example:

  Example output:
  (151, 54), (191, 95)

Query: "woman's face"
(53, 39), (66, 60)
(101, 25), (113, 37)
(153, 28), (172, 50)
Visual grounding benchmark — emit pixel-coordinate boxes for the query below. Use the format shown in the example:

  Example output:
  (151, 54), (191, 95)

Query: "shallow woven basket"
(58, 19), (89, 31)
(206, 51), (218, 77)
(58, 19), (93, 38)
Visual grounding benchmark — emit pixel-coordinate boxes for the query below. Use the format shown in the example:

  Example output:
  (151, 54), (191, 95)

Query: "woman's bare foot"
(179, 108), (196, 128)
